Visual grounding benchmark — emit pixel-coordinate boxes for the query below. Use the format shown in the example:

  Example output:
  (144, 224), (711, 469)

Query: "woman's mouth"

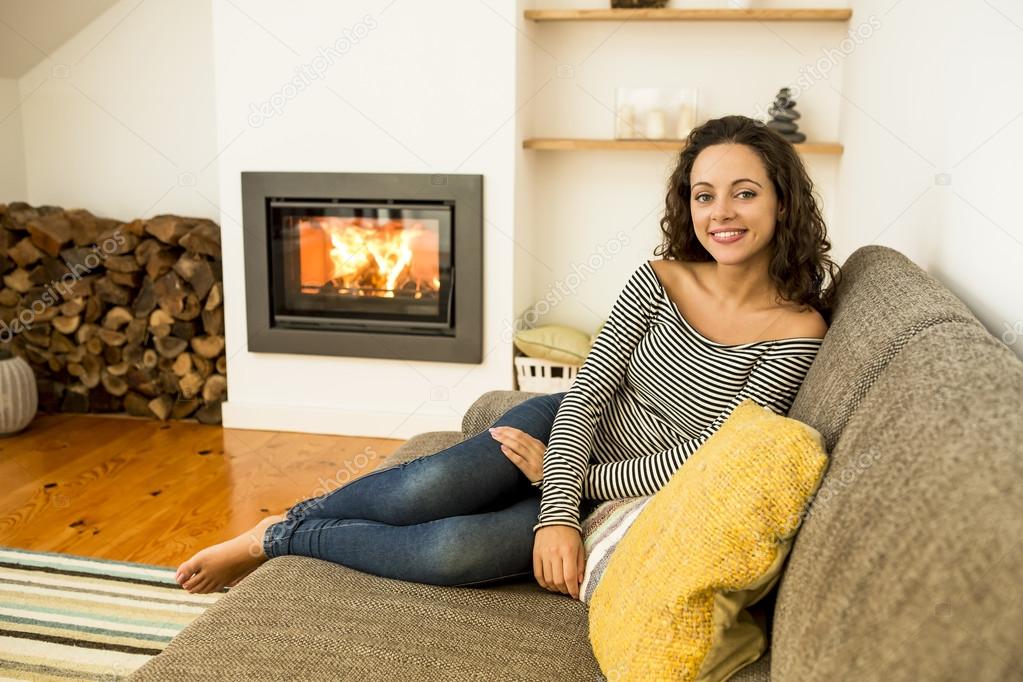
(710, 229), (747, 244)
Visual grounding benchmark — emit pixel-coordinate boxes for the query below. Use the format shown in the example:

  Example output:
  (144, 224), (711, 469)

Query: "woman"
(175, 114), (841, 600)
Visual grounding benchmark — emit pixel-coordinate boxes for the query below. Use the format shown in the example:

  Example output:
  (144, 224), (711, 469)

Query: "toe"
(176, 558), (199, 585)
(182, 571), (203, 591)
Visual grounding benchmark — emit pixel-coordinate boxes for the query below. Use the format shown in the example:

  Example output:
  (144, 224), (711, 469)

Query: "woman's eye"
(694, 191), (756, 202)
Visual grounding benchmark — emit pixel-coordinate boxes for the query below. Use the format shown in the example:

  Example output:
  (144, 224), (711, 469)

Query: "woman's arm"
(533, 263), (656, 533)
(582, 343), (821, 500)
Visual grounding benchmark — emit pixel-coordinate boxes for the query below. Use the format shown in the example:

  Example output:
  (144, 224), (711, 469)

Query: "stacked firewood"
(0, 202), (226, 424)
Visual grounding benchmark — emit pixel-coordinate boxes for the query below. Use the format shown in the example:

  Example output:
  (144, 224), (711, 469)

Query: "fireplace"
(241, 172), (483, 363)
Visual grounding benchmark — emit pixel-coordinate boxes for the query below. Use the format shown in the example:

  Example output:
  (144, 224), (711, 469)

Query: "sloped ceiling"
(0, 0), (120, 78)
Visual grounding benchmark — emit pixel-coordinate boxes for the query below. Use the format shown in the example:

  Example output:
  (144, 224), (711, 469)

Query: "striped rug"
(0, 546), (225, 680)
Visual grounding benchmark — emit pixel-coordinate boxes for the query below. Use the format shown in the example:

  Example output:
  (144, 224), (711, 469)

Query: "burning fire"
(298, 217), (441, 298)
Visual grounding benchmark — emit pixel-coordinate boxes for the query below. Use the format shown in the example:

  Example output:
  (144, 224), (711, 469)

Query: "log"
(173, 254), (216, 299)
(107, 270), (143, 288)
(66, 209), (101, 246)
(171, 320), (198, 340)
(52, 315), (81, 335)
(124, 318), (147, 345)
(102, 306), (133, 330)
(124, 391), (154, 417)
(83, 295), (105, 323)
(215, 356), (226, 374)
(23, 325), (52, 348)
(101, 369), (129, 397)
(148, 394), (174, 421)
(106, 361), (130, 377)
(122, 344), (143, 366)
(176, 293), (201, 321)
(96, 226), (139, 256)
(94, 276), (131, 305)
(172, 352), (193, 377)
(153, 271), (185, 317)
(192, 354), (213, 378)
(126, 367), (160, 397)
(154, 335), (188, 358)
(171, 398), (200, 419)
(133, 277), (157, 318)
(59, 297), (85, 316)
(144, 215), (192, 245)
(204, 282), (223, 310)
(3, 268), (32, 293)
(179, 372), (203, 399)
(97, 328), (127, 347)
(190, 334), (225, 359)
(145, 249), (178, 280)
(0, 288), (18, 306)
(103, 344), (122, 365)
(9, 237), (44, 268)
(178, 219), (221, 259)
(202, 374), (227, 402)
(68, 354), (101, 389)
(50, 330), (76, 354)
(196, 400), (222, 424)
(201, 306), (224, 336)
(27, 213), (73, 256)
(85, 337), (103, 355)
(65, 345), (85, 363)
(141, 348), (159, 369)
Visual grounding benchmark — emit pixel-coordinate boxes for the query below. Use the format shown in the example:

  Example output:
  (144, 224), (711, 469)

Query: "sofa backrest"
(773, 248), (1023, 680)
(787, 245), (982, 451)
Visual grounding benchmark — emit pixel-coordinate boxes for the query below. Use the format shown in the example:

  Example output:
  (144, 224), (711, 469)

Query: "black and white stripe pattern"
(534, 260), (824, 533)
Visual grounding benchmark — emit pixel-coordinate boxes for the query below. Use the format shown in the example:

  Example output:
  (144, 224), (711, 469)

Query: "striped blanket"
(579, 497), (652, 604)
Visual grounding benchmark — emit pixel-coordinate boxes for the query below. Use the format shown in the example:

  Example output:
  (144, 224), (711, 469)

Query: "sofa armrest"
(461, 390), (546, 439)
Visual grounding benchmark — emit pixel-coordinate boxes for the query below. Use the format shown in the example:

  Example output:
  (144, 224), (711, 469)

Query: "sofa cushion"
(461, 390), (543, 439)
(378, 431), (463, 469)
(787, 245), (983, 451)
(771, 322), (1023, 680)
(513, 324), (592, 364)
(128, 555), (603, 682)
(587, 399), (829, 682)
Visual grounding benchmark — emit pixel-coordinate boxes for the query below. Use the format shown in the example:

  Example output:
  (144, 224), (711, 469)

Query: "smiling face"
(689, 143), (781, 266)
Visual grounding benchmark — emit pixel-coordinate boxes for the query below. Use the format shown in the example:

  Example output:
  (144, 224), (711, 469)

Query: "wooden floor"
(0, 414), (405, 568)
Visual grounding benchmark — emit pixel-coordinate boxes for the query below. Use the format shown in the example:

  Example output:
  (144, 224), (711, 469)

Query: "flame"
(298, 217), (440, 299)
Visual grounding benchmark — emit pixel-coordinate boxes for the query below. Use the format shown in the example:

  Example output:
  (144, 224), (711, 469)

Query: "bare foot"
(175, 514), (285, 594)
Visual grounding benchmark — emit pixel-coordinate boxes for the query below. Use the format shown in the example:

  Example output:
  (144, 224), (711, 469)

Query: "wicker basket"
(514, 356), (580, 393)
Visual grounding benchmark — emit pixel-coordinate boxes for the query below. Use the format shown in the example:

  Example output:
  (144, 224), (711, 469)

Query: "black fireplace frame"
(241, 171), (483, 363)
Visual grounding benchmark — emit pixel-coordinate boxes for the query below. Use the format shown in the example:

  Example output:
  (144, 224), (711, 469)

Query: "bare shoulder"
(648, 258), (696, 285)
(783, 305), (829, 340)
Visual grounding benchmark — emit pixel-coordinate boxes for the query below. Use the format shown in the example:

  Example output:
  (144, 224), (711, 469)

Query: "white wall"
(0, 78), (27, 201)
(834, 0), (1023, 358)
(213, 0), (520, 438)
(16, 0), (218, 222)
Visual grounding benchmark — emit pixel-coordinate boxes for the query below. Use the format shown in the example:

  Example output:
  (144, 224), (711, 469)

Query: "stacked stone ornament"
(766, 88), (806, 144)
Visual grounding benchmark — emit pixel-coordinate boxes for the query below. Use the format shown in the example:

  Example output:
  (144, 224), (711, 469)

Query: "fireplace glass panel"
(269, 200), (454, 334)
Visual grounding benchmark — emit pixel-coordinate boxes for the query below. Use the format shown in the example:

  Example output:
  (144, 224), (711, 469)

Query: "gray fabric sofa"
(130, 245), (1023, 681)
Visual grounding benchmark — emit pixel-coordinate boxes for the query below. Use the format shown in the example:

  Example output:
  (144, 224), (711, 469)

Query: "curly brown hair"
(655, 114), (842, 321)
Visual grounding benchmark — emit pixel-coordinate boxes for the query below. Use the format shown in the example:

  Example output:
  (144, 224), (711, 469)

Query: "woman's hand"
(533, 525), (586, 600)
(488, 426), (544, 484)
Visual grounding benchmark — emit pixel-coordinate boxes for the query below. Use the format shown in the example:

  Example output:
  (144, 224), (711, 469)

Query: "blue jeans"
(262, 392), (600, 588)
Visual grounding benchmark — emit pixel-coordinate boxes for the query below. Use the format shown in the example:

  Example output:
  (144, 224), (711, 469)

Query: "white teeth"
(713, 230), (745, 238)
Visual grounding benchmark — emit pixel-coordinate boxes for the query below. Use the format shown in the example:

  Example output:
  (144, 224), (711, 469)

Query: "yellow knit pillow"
(587, 399), (829, 682)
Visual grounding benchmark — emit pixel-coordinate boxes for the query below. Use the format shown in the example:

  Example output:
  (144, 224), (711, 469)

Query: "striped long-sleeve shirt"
(533, 260), (824, 533)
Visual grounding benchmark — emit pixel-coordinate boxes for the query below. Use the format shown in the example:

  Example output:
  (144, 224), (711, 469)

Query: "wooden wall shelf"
(523, 138), (843, 155)
(524, 8), (852, 22)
